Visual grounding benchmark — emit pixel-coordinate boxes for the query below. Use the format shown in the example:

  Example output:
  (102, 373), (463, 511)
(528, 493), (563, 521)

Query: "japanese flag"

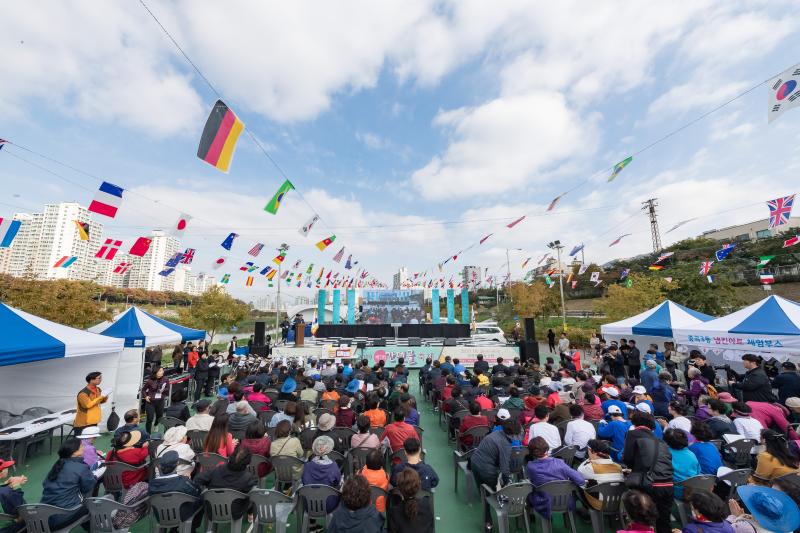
(212, 256), (227, 269)
(768, 63), (800, 123)
(172, 213), (192, 238)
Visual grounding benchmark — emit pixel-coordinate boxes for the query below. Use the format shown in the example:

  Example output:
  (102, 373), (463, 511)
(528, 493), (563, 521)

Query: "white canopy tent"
(0, 303), (128, 421)
(601, 300), (714, 348)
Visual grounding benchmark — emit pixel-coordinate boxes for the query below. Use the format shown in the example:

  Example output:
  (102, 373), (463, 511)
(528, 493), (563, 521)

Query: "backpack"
(111, 481), (149, 528)
(705, 383), (719, 400)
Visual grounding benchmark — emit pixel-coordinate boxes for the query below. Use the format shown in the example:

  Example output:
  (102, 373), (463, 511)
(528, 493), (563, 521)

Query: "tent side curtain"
(144, 311), (205, 341)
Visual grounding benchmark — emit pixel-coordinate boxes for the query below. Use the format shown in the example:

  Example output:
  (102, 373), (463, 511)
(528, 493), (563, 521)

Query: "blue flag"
(159, 268), (175, 277)
(221, 232), (239, 250)
(715, 243), (736, 261)
(165, 252), (184, 267)
(569, 243), (584, 257)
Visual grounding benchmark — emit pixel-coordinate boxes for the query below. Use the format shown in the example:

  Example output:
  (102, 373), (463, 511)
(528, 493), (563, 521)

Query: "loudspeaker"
(356, 341), (367, 349)
(408, 337), (421, 346)
(254, 321), (266, 346)
(252, 345), (270, 357)
(372, 339), (386, 347)
(520, 339), (539, 364)
(524, 317), (536, 341)
(443, 338), (457, 346)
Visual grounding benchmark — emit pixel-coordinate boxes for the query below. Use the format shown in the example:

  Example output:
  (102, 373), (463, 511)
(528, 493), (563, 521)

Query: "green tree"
(665, 268), (742, 315)
(0, 275), (110, 328)
(178, 286), (248, 344)
(595, 273), (668, 322)
(507, 281), (560, 320)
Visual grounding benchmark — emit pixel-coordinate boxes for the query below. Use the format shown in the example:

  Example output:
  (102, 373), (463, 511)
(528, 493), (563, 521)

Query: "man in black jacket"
(729, 354), (777, 403)
(772, 361), (800, 406)
(193, 352), (210, 401)
(473, 354), (489, 375)
(622, 411), (673, 533)
(149, 451), (202, 527)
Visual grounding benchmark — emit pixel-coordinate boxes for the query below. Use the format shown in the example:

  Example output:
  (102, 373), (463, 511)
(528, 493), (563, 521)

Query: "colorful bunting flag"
(521, 257), (531, 269)
(783, 236), (800, 248)
(608, 234), (631, 247)
(172, 213), (191, 238)
(292, 259), (302, 269)
(757, 256), (775, 268)
(332, 247), (345, 263)
(248, 243), (264, 257)
(74, 220), (90, 241)
(245, 276), (254, 287)
(259, 266), (273, 276)
(664, 277), (673, 283)
(625, 278), (633, 288)
(240, 262), (257, 272)
(479, 233), (493, 245)
(95, 238), (122, 260)
(699, 261), (714, 276)
(273, 253), (286, 265)
(264, 179), (295, 214)
(571, 280), (577, 289)
(165, 252), (184, 268)
(760, 272), (775, 284)
(345, 255), (353, 269)
(654, 251), (674, 264)
(547, 192), (567, 211)
(299, 214), (320, 237)
(88, 181), (124, 218)
(0, 139), (7, 151)
(159, 268), (174, 277)
(590, 271), (600, 283)
(128, 237), (152, 257)
(569, 244), (584, 257)
(620, 269), (630, 280)
(537, 254), (550, 266)
(607, 156), (632, 182)
(53, 256), (77, 268)
(0, 218), (21, 248)
(768, 64), (800, 123)
(316, 235), (336, 251)
(715, 243), (736, 261)
(220, 274), (231, 284)
(197, 100), (244, 173)
(212, 257), (227, 269)
(181, 248), (195, 264)
(306, 263), (314, 274)
(113, 262), (131, 274)
(221, 232), (238, 250)
(507, 216), (525, 228)
(665, 218), (697, 234)
(578, 264), (589, 276)
(707, 275), (715, 284)
(266, 269), (277, 280)
(767, 194), (795, 228)
(648, 265), (665, 271)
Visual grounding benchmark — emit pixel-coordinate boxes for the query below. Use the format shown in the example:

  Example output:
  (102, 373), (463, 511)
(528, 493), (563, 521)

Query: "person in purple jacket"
(525, 437), (585, 518)
(301, 436), (342, 513)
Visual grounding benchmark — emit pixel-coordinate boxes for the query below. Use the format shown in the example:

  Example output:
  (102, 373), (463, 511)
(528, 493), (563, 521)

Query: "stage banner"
(431, 289), (440, 324)
(346, 289), (355, 325)
(446, 289), (455, 324)
(461, 289), (469, 325)
(362, 346), (443, 368)
(440, 345), (520, 367)
(317, 290), (327, 324)
(332, 289), (341, 324)
(272, 345), (325, 360)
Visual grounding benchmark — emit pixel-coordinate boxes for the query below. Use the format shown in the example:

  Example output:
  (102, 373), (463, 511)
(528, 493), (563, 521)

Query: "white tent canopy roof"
(600, 300), (714, 338)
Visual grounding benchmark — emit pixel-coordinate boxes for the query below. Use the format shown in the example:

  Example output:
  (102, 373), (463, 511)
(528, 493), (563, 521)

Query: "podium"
(294, 323), (305, 346)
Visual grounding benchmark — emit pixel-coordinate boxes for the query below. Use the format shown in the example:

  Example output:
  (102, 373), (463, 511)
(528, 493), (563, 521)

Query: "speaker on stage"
(252, 345), (270, 357)
(408, 337), (421, 347)
(520, 339), (539, 364)
(524, 317), (536, 341)
(443, 338), (457, 346)
(373, 339), (386, 347)
(254, 321), (266, 346)
(356, 341), (367, 349)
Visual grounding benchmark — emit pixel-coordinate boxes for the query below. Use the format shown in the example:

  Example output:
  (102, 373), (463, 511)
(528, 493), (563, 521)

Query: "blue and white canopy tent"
(600, 300), (714, 347)
(673, 295), (800, 366)
(88, 306), (205, 347)
(0, 303), (127, 419)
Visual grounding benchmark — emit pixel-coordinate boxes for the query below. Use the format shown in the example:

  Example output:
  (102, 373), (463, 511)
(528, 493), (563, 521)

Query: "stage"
(314, 323), (470, 339)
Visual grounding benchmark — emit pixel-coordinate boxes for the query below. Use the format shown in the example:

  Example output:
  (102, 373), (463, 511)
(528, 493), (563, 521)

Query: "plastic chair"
(17, 503), (89, 533)
(345, 447), (373, 477)
(186, 430), (208, 454)
(320, 400), (338, 412)
(202, 488), (249, 533)
(327, 450), (346, 471)
(581, 482), (626, 533)
(298, 429), (317, 452)
(247, 454), (272, 488)
(150, 456), (194, 479)
(329, 428), (355, 454)
(717, 468), (752, 500)
(480, 409), (498, 425)
(274, 400), (290, 413)
(723, 439), (757, 468)
(102, 461), (148, 499)
(296, 485), (340, 533)
(675, 475), (717, 526)
(551, 445), (578, 467)
(195, 452), (226, 474)
(458, 425), (490, 452)
(149, 492), (203, 533)
(482, 481), (533, 533)
(161, 417), (185, 431)
(452, 448), (476, 503)
(249, 401), (268, 413)
(85, 496), (149, 533)
(367, 427), (385, 439)
(249, 488), (295, 533)
(533, 480), (579, 533)
(270, 456), (304, 493)
(258, 411), (277, 426)
(414, 426), (424, 440)
(509, 447), (527, 482)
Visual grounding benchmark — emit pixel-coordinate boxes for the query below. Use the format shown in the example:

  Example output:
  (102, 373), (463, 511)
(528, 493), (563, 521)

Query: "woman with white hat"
(76, 425), (104, 469)
(157, 426), (195, 477)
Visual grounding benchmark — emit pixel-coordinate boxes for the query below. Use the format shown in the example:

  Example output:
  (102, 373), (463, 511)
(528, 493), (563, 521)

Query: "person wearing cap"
(772, 361), (800, 407)
(302, 436), (342, 514)
(0, 458), (26, 533)
(640, 359), (660, 392)
(74, 371), (109, 435)
(729, 354), (777, 404)
(632, 385), (655, 412)
(157, 426), (195, 477)
(634, 403), (663, 439)
(185, 399), (214, 432)
(787, 396), (800, 422)
(76, 426), (103, 469)
(728, 484), (800, 533)
(597, 405), (631, 463)
(106, 431), (149, 488)
(148, 450), (202, 529)
(601, 388), (629, 421)
(278, 377), (298, 402)
(577, 439), (623, 510)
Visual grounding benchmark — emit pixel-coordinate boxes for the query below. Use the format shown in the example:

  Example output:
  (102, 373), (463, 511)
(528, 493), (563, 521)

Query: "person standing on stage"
(74, 372), (108, 436)
(142, 367), (169, 434)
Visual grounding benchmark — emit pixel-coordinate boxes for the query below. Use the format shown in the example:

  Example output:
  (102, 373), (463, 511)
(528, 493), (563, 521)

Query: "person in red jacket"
(382, 407), (419, 456)
(459, 402), (490, 449)
(105, 431), (149, 488)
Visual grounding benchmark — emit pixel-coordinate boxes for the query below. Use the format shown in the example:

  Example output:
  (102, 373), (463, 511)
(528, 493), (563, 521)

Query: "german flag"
(74, 220), (90, 241)
(316, 235), (336, 251)
(197, 100), (245, 173)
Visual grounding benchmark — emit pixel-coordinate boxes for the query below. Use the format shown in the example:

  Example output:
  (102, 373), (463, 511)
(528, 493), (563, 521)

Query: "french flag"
(88, 182), (124, 218)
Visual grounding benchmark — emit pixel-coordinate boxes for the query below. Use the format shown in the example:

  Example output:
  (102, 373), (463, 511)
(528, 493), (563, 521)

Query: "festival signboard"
(361, 346), (443, 368)
(439, 345), (520, 367)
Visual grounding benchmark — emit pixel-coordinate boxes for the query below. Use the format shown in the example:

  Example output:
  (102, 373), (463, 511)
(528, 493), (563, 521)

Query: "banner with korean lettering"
(362, 346), (443, 368)
(440, 345), (521, 367)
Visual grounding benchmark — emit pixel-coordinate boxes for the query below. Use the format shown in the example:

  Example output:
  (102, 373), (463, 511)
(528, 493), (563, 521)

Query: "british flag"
(180, 248), (195, 264)
(248, 243), (264, 257)
(699, 261), (714, 276)
(767, 194), (795, 229)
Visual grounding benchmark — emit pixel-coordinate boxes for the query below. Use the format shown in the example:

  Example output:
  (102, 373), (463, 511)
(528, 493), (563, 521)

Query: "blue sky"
(2, 1), (800, 300)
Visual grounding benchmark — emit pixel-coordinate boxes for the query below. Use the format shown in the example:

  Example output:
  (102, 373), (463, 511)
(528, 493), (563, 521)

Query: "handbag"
(625, 434), (658, 488)
(106, 405), (120, 431)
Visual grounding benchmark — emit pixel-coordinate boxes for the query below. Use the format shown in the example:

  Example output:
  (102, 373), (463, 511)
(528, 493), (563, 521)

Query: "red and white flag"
(95, 238), (122, 260)
(507, 215), (525, 228)
(128, 237), (152, 257)
(113, 262), (131, 274)
(760, 273), (775, 284)
(172, 213), (192, 238)
(332, 247), (345, 263)
(248, 243), (264, 257)
(783, 235), (800, 248)
(212, 256), (227, 269)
